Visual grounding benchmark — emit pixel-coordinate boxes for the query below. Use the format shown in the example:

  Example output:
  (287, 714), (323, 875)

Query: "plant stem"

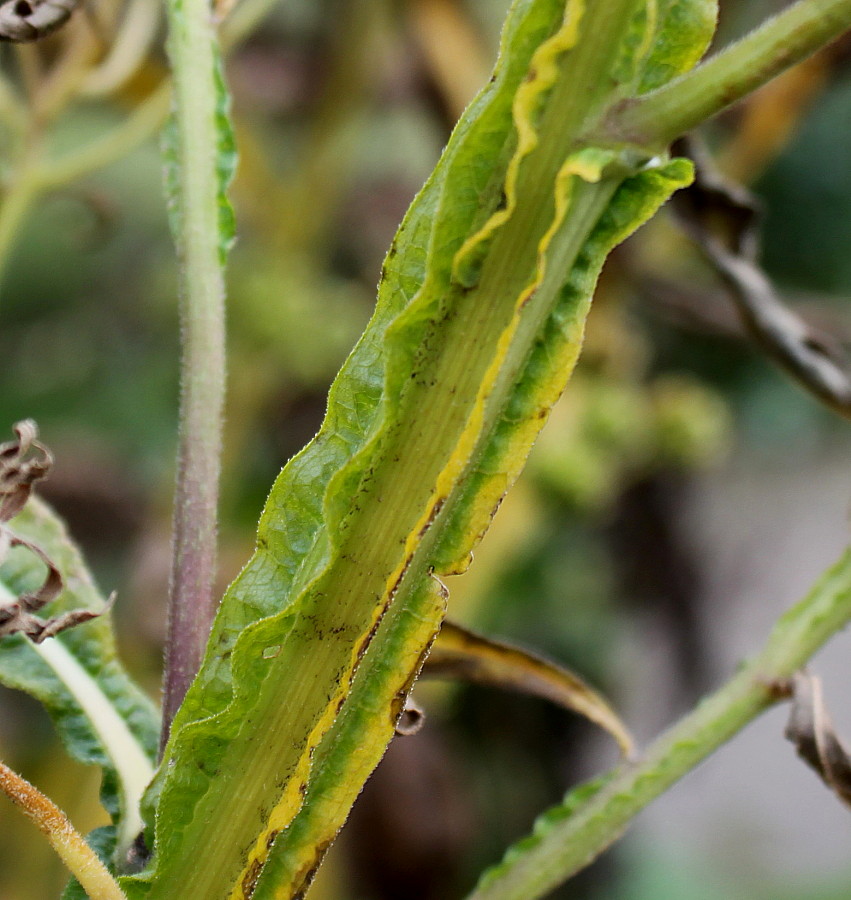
(601, 0), (851, 149)
(0, 758), (128, 900)
(160, 0), (230, 745)
(468, 547), (851, 900)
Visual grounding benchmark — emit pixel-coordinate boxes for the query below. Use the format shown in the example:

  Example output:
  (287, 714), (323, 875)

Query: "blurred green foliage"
(1, 0), (850, 898)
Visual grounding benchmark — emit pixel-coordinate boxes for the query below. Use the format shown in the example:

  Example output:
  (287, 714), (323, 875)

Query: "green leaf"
(635, 0), (717, 92)
(0, 498), (158, 864)
(129, 0), (714, 897)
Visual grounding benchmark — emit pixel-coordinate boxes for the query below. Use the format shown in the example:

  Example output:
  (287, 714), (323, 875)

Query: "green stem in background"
(602, 0), (851, 148)
(160, 0), (234, 745)
(0, 169), (38, 291)
(37, 86), (172, 191)
(468, 548), (851, 900)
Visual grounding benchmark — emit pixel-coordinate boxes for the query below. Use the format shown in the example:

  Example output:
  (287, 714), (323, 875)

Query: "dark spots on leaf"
(292, 841), (332, 900)
(354, 616), (384, 665)
(417, 496), (446, 540)
(265, 829), (280, 851)
(241, 859), (263, 898)
(518, 288), (537, 310)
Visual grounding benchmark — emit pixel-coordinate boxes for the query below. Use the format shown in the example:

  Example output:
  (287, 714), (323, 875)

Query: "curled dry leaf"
(0, 419), (52, 523)
(423, 620), (634, 758)
(0, 0), (79, 42)
(0, 420), (110, 642)
(785, 670), (851, 808)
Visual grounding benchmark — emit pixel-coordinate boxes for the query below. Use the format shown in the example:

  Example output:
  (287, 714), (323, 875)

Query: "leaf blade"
(135, 0), (707, 896)
(0, 498), (158, 861)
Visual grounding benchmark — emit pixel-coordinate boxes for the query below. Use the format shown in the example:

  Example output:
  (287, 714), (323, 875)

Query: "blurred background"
(1, 0), (851, 896)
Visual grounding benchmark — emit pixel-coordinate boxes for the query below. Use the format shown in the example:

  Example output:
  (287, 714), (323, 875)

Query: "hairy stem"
(601, 0), (851, 148)
(160, 0), (230, 745)
(0, 758), (128, 900)
(468, 548), (851, 900)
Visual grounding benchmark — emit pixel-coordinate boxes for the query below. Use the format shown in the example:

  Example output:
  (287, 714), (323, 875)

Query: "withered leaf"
(785, 670), (851, 808)
(424, 620), (633, 757)
(0, 420), (110, 642)
(0, 419), (53, 523)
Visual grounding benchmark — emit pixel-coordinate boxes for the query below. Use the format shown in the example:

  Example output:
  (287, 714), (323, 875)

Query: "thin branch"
(671, 137), (851, 420)
(599, 0), (851, 149)
(35, 84), (171, 191)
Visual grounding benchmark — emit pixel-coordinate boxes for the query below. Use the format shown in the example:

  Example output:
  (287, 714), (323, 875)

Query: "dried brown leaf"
(424, 620), (634, 757)
(785, 670), (851, 808)
(0, 419), (53, 522)
(0, 420), (110, 642)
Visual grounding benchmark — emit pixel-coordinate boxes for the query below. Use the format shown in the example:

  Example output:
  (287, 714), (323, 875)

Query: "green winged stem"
(467, 548), (851, 900)
(128, 0), (719, 897)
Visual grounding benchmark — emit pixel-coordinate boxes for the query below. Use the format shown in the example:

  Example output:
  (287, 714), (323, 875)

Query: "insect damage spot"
(394, 695), (425, 736)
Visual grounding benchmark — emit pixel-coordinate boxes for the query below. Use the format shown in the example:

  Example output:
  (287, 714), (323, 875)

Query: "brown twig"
(671, 136), (851, 420)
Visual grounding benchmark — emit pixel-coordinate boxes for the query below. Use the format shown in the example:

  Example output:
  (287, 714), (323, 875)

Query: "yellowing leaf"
(425, 620), (634, 758)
